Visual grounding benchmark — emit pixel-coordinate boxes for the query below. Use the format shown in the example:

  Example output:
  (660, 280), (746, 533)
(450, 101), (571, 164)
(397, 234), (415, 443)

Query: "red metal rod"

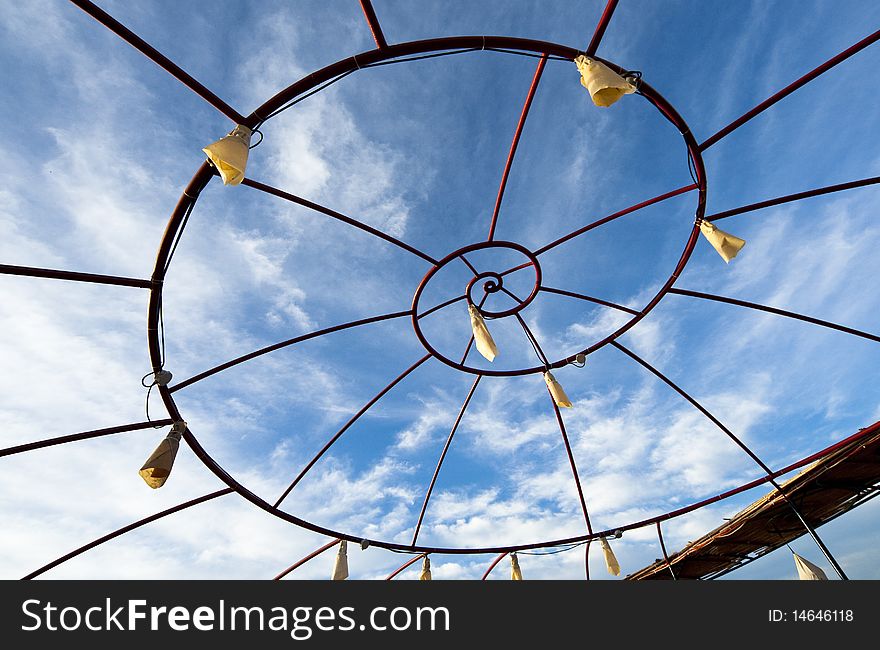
(170, 310), (412, 393)
(458, 254), (481, 277)
(385, 552), (427, 580)
(533, 183), (698, 257)
(700, 27), (880, 151)
(668, 288), (880, 344)
(707, 175), (880, 221)
(541, 285), (639, 315)
(274, 539), (341, 580)
(0, 263), (153, 289)
(273, 354), (432, 507)
(411, 375), (482, 545)
(487, 55), (548, 241)
(585, 0), (620, 56)
(241, 178), (438, 265)
(656, 521), (676, 580)
(22, 488), (234, 580)
(358, 0), (388, 49)
(499, 261), (533, 277)
(610, 340), (849, 580)
(0, 419), (172, 458)
(481, 552), (509, 580)
(68, 0), (246, 124)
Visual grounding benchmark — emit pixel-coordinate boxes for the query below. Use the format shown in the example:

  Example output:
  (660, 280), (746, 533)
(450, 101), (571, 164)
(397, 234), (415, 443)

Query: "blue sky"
(1, 0), (879, 580)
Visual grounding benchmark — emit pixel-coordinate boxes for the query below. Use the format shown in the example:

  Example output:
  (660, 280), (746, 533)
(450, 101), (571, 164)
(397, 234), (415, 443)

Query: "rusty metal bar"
(487, 55), (548, 241)
(22, 488), (234, 580)
(170, 310), (412, 393)
(68, 0), (246, 124)
(533, 183), (698, 257)
(668, 288), (880, 344)
(0, 263), (153, 289)
(274, 539), (341, 580)
(610, 340), (849, 580)
(585, 0), (620, 56)
(358, 0), (388, 49)
(700, 28), (880, 151)
(385, 552), (428, 580)
(241, 178), (439, 264)
(707, 175), (880, 221)
(0, 419), (173, 458)
(273, 354), (432, 507)
(541, 285), (639, 315)
(411, 376), (482, 545)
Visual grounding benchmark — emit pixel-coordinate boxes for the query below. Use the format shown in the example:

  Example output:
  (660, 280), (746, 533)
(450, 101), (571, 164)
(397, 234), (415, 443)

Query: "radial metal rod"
(22, 488), (234, 580)
(487, 55), (548, 241)
(481, 552), (510, 580)
(273, 354), (432, 507)
(0, 419), (173, 458)
(411, 376), (482, 545)
(541, 285), (639, 315)
(700, 27), (880, 151)
(170, 310), (412, 392)
(358, 0), (388, 49)
(241, 178), (439, 265)
(668, 288), (880, 344)
(68, 0), (246, 124)
(533, 183), (698, 257)
(385, 552), (428, 580)
(585, 0), (620, 56)
(550, 396), (594, 580)
(611, 340), (849, 580)
(274, 539), (341, 580)
(419, 295), (468, 319)
(707, 175), (880, 221)
(0, 263), (153, 289)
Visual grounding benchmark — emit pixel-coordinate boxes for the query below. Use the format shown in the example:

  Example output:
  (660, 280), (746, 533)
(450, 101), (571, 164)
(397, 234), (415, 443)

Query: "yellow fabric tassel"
(202, 124), (252, 185)
(468, 304), (498, 362)
(543, 371), (572, 408)
(599, 537), (621, 577)
(510, 553), (523, 580)
(419, 556), (432, 581)
(332, 540), (349, 580)
(699, 219), (745, 263)
(574, 55), (636, 107)
(139, 424), (184, 489)
(792, 552), (827, 580)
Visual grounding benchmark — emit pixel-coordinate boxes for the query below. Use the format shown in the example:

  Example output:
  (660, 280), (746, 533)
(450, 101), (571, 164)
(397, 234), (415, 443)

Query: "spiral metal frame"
(3, 0), (879, 580)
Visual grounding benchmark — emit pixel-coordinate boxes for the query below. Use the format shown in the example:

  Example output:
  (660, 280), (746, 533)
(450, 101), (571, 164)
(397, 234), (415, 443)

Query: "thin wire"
(362, 48), (482, 68)
(519, 541), (587, 556)
(485, 47), (569, 61)
(158, 294), (166, 369)
(164, 199), (196, 274)
(686, 144), (698, 186)
(260, 47), (572, 123)
(260, 69), (357, 122)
